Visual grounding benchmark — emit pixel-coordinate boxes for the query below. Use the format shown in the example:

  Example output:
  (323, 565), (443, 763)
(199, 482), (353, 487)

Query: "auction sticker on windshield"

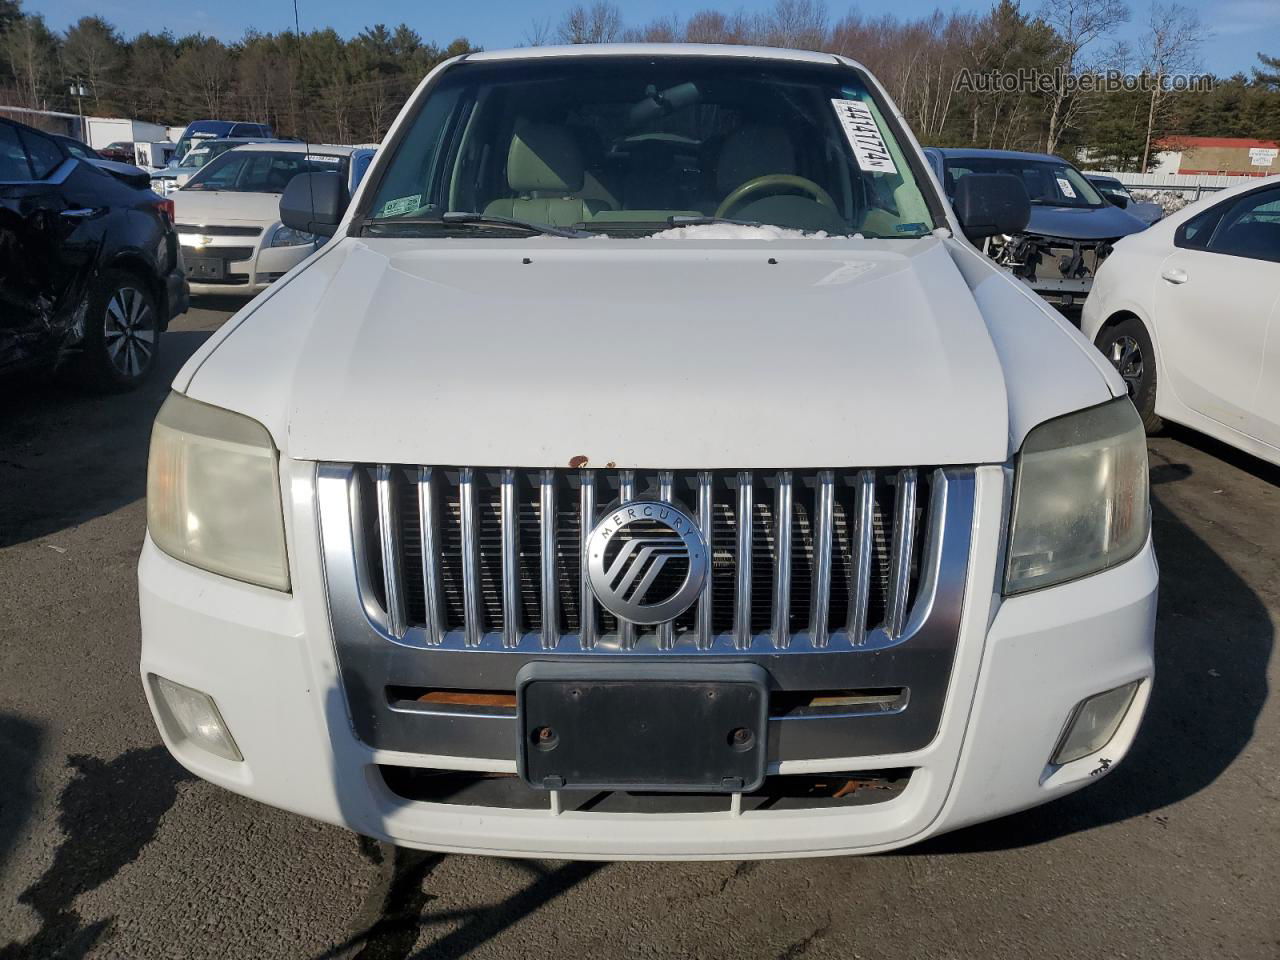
(831, 99), (898, 176)
(380, 194), (422, 217)
(1056, 177), (1077, 199)
(305, 154), (342, 164)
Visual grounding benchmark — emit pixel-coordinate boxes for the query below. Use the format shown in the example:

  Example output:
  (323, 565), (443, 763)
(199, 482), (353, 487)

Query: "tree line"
(2, 0), (1278, 169)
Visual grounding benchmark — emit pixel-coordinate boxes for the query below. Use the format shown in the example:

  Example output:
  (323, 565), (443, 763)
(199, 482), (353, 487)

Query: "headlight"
(270, 225), (318, 247)
(146, 392), (290, 591)
(1005, 399), (1149, 595)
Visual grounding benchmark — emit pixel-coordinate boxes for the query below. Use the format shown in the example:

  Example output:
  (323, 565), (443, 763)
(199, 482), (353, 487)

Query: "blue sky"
(26, 0), (1280, 77)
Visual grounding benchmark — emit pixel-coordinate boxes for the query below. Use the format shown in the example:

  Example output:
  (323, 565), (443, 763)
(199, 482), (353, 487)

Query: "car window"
(946, 157), (1105, 208)
(1175, 205), (1226, 250)
(19, 128), (64, 179)
(351, 151), (375, 190)
(1207, 186), (1280, 263)
(362, 56), (938, 238)
(184, 151), (250, 190)
(185, 150), (346, 193)
(0, 123), (31, 181)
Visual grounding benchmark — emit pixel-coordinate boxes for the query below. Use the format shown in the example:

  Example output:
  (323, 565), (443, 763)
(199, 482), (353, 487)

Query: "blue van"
(173, 120), (273, 164)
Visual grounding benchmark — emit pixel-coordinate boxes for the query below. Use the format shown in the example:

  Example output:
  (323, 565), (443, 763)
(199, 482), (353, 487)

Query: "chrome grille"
(342, 466), (939, 654)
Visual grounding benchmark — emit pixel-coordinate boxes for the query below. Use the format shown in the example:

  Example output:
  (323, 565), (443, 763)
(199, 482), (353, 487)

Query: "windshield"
(944, 156), (1105, 209)
(184, 150), (347, 193)
(1091, 177), (1131, 201)
(361, 56), (937, 238)
(185, 142), (240, 169)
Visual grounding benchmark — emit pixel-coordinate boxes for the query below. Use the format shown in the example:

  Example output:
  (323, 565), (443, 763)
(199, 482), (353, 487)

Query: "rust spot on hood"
(569, 455), (589, 469)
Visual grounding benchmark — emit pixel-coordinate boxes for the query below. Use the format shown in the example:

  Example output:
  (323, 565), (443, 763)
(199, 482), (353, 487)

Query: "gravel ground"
(1, 303), (1277, 960)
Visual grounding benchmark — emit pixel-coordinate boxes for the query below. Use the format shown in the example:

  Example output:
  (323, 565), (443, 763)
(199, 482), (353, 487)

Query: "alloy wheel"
(103, 287), (156, 378)
(1108, 335), (1144, 398)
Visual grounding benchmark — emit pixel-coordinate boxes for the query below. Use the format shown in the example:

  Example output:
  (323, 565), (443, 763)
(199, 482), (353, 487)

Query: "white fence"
(1094, 171), (1263, 200)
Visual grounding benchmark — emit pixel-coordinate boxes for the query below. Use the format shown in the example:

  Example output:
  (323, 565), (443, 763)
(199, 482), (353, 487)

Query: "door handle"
(1161, 266), (1188, 284)
(60, 207), (97, 219)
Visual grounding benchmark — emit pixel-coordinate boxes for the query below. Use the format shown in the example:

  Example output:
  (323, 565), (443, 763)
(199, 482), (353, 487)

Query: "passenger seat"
(484, 121), (611, 227)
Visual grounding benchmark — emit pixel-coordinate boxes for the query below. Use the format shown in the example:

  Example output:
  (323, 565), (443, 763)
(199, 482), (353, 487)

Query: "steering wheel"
(716, 174), (838, 219)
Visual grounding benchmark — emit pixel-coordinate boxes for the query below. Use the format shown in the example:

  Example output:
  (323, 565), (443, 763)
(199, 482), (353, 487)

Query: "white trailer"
(83, 117), (169, 151)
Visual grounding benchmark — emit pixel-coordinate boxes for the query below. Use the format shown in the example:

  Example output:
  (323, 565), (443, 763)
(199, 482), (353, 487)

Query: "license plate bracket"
(516, 662), (768, 793)
(186, 256), (226, 280)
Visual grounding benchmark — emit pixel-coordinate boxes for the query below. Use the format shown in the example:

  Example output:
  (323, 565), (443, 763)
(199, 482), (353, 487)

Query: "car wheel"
(1097, 317), (1161, 433)
(80, 271), (161, 390)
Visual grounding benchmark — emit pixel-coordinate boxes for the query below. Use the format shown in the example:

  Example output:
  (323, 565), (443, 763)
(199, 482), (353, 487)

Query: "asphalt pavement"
(1, 302), (1277, 959)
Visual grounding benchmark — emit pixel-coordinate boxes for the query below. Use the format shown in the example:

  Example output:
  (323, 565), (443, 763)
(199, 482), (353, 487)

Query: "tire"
(78, 270), (161, 391)
(1096, 316), (1161, 433)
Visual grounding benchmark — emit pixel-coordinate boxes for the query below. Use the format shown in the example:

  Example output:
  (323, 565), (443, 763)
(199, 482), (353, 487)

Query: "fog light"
(1051, 681), (1140, 766)
(153, 675), (242, 761)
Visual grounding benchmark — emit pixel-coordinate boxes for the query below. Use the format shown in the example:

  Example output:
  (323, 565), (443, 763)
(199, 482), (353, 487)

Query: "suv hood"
(1026, 202), (1148, 241)
(182, 235), (1100, 468)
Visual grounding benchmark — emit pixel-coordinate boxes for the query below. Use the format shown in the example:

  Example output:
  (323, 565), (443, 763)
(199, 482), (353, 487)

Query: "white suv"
(140, 44), (1156, 860)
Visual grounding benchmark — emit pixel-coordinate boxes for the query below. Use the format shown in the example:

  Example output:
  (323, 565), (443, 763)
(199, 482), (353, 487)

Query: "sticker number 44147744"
(832, 99), (899, 176)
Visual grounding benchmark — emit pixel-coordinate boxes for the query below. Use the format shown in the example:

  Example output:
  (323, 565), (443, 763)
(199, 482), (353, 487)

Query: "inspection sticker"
(379, 194), (422, 217)
(831, 99), (898, 176)
(1056, 177), (1077, 199)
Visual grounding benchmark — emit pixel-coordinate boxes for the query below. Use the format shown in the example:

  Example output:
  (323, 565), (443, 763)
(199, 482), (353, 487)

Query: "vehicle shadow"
(915, 477), (1272, 853)
(1158, 422), (1280, 487)
(188, 293), (255, 314)
(316, 684), (605, 960)
(0, 714), (42, 881)
(0, 330), (211, 548)
(0, 746), (194, 960)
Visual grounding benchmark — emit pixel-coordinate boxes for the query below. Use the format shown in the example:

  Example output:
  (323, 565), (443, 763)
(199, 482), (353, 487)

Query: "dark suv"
(1, 117), (188, 389)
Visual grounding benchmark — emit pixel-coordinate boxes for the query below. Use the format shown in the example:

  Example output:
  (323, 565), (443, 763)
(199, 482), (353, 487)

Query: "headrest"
(508, 121), (585, 194)
(716, 125), (796, 194)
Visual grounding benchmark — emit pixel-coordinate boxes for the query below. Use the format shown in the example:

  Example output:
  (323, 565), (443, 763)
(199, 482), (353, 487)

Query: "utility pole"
(69, 79), (88, 141)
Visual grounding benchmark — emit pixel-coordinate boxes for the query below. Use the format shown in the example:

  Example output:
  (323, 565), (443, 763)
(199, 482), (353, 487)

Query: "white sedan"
(1082, 174), (1280, 465)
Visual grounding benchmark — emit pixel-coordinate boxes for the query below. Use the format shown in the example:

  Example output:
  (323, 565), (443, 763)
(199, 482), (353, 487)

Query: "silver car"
(173, 142), (375, 296)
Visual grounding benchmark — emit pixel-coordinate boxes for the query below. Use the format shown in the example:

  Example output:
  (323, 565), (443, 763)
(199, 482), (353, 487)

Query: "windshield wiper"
(362, 212), (589, 239)
(442, 212), (590, 238)
(666, 215), (763, 228)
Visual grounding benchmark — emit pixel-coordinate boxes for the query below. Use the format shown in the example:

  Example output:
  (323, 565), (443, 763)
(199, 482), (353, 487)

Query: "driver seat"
(484, 121), (611, 227)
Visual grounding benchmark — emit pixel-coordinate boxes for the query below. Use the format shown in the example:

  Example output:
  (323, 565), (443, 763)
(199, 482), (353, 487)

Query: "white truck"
(139, 44), (1156, 860)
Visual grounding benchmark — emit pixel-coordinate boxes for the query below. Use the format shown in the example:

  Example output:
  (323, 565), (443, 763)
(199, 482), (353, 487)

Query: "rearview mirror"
(952, 173), (1031, 242)
(1106, 193), (1130, 208)
(280, 172), (346, 237)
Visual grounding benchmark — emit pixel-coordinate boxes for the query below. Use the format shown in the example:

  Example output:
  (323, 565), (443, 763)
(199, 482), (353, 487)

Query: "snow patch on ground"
(645, 223), (832, 240)
(1131, 189), (1191, 215)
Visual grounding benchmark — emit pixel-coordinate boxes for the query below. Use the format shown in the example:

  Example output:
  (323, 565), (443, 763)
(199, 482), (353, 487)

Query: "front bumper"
(184, 237), (313, 297)
(139, 463), (1157, 859)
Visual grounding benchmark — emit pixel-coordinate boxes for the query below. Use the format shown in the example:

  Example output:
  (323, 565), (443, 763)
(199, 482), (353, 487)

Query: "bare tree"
(558, 2), (623, 44)
(623, 14), (680, 43)
(1140, 3), (1202, 171)
(61, 16), (125, 110)
(521, 17), (554, 47)
(1038, 0), (1130, 153)
(1, 12), (58, 108)
(170, 37), (233, 118)
(684, 9), (753, 44)
(760, 0), (829, 49)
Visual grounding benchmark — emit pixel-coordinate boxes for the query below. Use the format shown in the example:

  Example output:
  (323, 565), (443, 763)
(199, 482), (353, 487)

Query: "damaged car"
(925, 147), (1149, 308)
(1, 116), (188, 388)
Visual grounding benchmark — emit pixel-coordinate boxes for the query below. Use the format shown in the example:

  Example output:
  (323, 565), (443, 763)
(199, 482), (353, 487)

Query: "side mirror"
(280, 172), (346, 237)
(1106, 193), (1130, 208)
(952, 173), (1031, 242)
